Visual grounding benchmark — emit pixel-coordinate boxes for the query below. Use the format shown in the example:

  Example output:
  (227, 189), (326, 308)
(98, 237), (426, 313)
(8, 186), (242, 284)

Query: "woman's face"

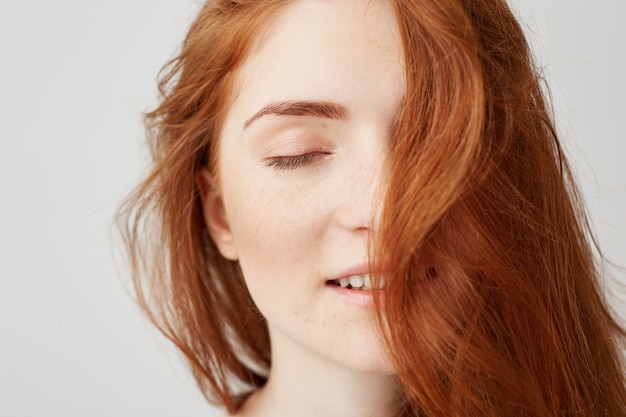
(201, 0), (404, 373)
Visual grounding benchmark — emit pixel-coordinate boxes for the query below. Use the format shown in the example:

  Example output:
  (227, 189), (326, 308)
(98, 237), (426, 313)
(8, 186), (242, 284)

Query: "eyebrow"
(243, 100), (348, 129)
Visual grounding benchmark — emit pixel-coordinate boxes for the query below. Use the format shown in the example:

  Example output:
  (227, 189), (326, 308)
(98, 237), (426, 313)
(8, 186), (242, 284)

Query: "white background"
(0, 1), (624, 416)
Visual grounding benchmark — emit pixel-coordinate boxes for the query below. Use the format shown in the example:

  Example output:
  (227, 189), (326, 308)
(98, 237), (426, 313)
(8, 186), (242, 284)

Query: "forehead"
(227, 0), (405, 121)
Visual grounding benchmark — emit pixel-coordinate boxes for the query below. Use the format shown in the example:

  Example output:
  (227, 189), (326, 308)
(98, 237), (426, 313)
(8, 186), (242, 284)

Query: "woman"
(118, 0), (626, 416)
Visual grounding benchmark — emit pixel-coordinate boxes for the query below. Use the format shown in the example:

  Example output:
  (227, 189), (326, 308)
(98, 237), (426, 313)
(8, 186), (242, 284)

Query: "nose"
(334, 132), (387, 234)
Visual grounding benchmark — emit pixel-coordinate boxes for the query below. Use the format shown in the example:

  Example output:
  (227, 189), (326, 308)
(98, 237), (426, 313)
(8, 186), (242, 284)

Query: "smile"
(327, 274), (384, 291)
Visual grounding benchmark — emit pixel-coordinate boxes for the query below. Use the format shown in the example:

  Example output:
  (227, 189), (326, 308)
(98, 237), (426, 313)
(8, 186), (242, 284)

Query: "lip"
(325, 262), (385, 308)
(328, 262), (382, 281)
(325, 283), (384, 308)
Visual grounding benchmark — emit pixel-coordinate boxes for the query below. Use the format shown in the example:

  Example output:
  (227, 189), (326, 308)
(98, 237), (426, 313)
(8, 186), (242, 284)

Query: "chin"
(349, 354), (395, 375)
(326, 336), (396, 375)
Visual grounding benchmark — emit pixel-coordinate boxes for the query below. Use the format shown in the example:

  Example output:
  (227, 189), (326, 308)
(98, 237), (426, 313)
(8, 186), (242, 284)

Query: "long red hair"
(377, 1), (626, 416)
(117, 0), (626, 416)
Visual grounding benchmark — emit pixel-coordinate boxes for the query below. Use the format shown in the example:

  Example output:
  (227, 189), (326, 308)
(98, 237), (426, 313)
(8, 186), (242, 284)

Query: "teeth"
(363, 274), (373, 290)
(333, 274), (384, 291)
(348, 275), (364, 288)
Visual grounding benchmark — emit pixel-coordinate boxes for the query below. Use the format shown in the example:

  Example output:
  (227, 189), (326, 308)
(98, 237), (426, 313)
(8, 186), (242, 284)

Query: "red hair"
(376, 1), (626, 415)
(117, 0), (626, 415)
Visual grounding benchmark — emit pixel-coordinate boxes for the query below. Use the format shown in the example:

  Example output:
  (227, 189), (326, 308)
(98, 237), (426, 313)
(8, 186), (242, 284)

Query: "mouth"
(326, 274), (384, 291)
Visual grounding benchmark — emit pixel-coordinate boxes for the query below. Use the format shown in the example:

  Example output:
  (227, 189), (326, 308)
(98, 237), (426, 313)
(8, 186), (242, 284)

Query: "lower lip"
(325, 282), (384, 308)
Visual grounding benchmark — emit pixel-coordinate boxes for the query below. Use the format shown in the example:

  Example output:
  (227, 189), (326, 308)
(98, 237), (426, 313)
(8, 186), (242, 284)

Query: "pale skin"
(199, 1), (406, 416)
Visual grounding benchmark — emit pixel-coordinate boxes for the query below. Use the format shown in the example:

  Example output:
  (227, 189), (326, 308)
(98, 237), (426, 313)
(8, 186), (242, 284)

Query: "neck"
(237, 329), (403, 417)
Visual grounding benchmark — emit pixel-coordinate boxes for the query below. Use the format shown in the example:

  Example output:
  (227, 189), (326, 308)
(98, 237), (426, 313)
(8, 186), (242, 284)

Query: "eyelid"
(264, 151), (331, 171)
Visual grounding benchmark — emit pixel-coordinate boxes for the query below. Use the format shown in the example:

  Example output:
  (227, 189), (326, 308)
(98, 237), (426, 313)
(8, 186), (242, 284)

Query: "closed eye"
(264, 151), (330, 171)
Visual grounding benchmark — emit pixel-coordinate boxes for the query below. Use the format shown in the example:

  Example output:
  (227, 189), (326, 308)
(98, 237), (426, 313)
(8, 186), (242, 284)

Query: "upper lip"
(328, 262), (380, 281)
(327, 256), (433, 281)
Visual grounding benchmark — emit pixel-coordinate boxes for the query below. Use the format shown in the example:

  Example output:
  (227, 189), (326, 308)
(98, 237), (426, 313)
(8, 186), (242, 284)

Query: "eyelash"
(265, 152), (329, 171)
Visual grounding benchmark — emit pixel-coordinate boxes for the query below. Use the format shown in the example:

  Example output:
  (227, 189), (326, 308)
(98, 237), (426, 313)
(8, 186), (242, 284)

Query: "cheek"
(224, 177), (330, 289)
(226, 184), (324, 318)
